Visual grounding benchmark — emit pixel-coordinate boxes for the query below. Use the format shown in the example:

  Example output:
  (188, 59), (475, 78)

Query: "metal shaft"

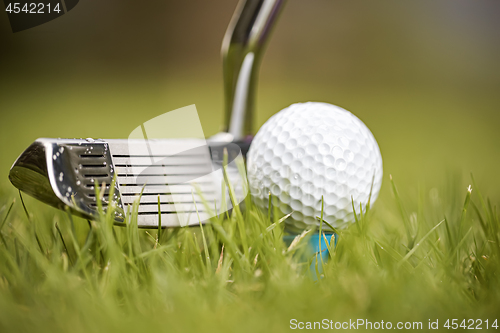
(222, 0), (286, 140)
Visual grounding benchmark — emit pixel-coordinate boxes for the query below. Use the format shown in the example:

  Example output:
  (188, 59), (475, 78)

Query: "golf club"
(8, 0), (286, 228)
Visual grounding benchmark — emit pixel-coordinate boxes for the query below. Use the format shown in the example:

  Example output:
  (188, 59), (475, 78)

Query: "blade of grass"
(398, 219), (445, 268)
(55, 222), (73, 265)
(390, 175), (414, 248)
(0, 199), (15, 247)
(19, 191), (44, 254)
(193, 192), (211, 271)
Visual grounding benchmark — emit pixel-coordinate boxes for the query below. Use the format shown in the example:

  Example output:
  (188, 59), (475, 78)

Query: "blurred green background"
(1, 0), (500, 205)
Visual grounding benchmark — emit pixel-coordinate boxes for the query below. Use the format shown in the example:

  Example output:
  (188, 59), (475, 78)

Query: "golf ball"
(247, 102), (383, 232)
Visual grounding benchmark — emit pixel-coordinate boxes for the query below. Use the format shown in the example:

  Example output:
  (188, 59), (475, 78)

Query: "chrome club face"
(9, 138), (247, 227)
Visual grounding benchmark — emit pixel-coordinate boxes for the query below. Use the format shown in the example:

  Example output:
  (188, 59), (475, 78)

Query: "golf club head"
(8, 1), (287, 229)
(9, 138), (247, 227)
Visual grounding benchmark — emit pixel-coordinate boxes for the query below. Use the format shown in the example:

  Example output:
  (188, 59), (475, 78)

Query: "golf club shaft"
(223, 0), (286, 140)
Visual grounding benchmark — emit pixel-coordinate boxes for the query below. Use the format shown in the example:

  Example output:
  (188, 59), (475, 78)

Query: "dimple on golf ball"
(247, 102), (383, 232)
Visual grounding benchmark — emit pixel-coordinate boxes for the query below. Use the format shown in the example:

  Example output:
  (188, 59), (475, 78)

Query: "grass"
(0, 172), (498, 333)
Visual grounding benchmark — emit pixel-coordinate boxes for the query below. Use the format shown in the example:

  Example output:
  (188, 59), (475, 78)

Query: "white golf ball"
(247, 102), (383, 232)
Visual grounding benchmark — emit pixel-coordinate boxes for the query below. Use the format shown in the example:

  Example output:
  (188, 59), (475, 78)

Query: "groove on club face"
(9, 139), (247, 228)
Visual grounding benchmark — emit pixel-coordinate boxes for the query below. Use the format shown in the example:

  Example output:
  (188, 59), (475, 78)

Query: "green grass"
(0, 70), (499, 332)
(0, 173), (498, 333)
